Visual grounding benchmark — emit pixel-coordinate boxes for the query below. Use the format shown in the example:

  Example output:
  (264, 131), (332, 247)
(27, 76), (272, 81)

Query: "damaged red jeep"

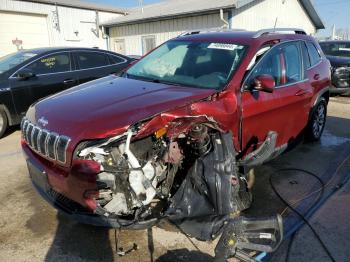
(21, 29), (330, 243)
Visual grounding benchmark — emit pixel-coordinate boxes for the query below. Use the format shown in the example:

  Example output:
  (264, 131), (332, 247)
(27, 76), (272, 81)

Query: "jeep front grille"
(21, 118), (71, 163)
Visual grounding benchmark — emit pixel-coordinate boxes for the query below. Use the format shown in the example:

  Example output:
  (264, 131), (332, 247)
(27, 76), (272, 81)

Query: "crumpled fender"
(135, 91), (239, 141)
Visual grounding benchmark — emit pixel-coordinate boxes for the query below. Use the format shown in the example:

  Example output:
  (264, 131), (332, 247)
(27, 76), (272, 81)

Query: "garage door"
(0, 11), (50, 57)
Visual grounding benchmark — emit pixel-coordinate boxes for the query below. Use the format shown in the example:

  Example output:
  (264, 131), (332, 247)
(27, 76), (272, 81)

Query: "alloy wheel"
(312, 103), (326, 138)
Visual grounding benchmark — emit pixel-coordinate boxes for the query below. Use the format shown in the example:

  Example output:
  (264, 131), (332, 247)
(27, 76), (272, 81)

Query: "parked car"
(0, 47), (135, 137)
(319, 40), (350, 95)
(21, 29), (330, 240)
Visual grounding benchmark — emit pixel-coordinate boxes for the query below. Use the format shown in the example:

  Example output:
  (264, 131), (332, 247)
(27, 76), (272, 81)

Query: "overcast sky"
(88, 0), (350, 37)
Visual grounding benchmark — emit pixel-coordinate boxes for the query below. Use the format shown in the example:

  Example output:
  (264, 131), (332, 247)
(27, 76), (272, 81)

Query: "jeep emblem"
(38, 117), (48, 127)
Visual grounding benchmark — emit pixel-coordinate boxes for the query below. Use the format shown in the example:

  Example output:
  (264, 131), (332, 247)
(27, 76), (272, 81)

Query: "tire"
(305, 98), (327, 142)
(0, 109), (8, 138)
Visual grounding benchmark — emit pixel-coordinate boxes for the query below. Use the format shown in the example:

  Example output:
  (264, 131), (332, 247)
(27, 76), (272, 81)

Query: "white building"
(0, 0), (126, 57)
(103, 0), (324, 56)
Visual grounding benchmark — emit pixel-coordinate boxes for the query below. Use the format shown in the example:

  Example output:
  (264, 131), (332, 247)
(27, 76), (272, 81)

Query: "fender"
(308, 87), (329, 123)
(312, 87), (330, 107)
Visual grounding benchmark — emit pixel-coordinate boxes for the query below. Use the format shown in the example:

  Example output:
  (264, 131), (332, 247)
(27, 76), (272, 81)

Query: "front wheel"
(305, 98), (327, 142)
(0, 109), (8, 138)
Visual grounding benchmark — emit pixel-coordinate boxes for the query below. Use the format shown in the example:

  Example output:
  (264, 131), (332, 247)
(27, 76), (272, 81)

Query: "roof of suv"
(176, 29), (315, 45)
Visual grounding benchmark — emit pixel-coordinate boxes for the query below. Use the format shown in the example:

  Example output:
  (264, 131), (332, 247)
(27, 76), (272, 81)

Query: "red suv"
(21, 28), (330, 239)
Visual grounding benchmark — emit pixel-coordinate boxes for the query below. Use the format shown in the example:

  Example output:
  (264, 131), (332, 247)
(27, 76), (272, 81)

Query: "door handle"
(63, 79), (76, 85)
(313, 74), (320, 80)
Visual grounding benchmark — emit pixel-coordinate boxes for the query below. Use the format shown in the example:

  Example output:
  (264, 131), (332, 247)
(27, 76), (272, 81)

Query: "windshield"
(0, 51), (38, 74)
(126, 40), (248, 89)
(320, 42), (350, 58)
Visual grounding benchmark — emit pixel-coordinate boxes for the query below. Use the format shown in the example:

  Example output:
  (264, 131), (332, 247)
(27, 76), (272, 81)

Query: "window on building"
(76, 52), (110, 69)
(25, 53), (71, 75)
(306, 42), (321, 66)
(142, 35), (156, 55)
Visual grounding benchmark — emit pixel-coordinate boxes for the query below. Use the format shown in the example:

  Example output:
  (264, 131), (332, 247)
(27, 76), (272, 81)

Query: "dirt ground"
(0, 96), (349, 262)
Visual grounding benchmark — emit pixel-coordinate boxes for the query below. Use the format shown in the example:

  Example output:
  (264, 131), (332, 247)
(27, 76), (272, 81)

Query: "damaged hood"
(26, 75), (216, 141)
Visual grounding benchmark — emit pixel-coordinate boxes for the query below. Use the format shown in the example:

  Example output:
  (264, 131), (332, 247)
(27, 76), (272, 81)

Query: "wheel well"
(321, 90), (330, 104)
(0, 104), (12, 126)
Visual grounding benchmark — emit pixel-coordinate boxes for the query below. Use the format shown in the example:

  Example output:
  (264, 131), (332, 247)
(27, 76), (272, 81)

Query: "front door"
(241, 41), (312, 153)
(10, 52), (78, 116)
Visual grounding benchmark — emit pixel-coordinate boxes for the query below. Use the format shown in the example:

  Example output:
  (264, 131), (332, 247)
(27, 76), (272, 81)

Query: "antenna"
(139, 0), (144, 13)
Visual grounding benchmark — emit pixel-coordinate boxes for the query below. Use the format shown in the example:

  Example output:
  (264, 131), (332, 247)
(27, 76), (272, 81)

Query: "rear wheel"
(305, 98), (327, 142)
(0, 109), (8, 138)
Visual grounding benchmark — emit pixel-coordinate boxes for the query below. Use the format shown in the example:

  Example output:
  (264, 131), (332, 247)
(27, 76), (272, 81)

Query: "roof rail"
(178, 27), (246, 37)
(253, 28), (307, 38)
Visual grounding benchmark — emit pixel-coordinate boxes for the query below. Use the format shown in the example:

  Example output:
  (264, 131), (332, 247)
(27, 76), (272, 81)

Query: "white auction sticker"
(208, 43), (239, 51)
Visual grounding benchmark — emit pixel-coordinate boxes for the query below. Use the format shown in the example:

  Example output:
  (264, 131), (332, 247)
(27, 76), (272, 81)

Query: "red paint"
(22, 31), (331, 211)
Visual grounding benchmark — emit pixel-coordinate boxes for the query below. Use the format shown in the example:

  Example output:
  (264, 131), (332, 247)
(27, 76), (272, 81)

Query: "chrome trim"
(21, 118), (71, 164)
(56, 135), (71, 163)
(37, 129), (42, 153)
(48, 133), (59, 160)
(41, 129), (50, 156)
(32, 126), (41, 150)
(9, 50), (128, 79)
(27, 123), (34, 147)
(253, 28), (306, 38)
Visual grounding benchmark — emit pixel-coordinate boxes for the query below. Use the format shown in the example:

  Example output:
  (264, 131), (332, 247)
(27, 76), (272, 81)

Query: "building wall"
(0, 0), (121, 54)
(109, 0), (317, 56)
(109, 12), (229, 56)
(232, 0), (316, 35)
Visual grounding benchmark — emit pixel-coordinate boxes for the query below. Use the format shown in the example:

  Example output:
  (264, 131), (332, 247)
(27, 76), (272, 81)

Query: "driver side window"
(245, 42), (302, 90)
(248, 47), (282, 87)
(25, 53), (71, 75)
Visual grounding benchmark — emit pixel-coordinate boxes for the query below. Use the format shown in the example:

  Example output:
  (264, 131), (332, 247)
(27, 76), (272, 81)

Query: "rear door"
(74, 51), (128, 84)
(304, 41), (329, 95)
(241, 41), (312, 153)
(9, 51), (78, 116)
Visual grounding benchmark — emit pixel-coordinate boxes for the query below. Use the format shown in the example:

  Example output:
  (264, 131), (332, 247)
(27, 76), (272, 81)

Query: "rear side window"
(301, 42), (311, 68)
(77, 52), (110, 69)
(306, 42), (321, 66)
(108, 55), (125, 64)
(25, 53), (71, 75)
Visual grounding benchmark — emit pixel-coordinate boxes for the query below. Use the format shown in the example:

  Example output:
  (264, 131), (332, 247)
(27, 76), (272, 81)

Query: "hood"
(26, 75), (216, 142)
(326, 55), (350, 67)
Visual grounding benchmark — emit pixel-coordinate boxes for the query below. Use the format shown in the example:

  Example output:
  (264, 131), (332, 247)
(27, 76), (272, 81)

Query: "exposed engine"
(77, 123), (215, 222)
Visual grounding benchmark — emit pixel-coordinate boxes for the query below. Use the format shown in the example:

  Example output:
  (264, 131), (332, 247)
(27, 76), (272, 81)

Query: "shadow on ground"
(45, 212), (114, 262)
(2, 124), (19, 138)
(155, 249), (213, 262)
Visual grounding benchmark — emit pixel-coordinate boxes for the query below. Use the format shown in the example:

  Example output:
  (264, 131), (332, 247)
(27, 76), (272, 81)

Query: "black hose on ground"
(269, 168), (336, 262)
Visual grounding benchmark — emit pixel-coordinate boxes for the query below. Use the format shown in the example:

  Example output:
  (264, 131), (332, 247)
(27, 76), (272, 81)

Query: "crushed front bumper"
(23, 143), (157, 229)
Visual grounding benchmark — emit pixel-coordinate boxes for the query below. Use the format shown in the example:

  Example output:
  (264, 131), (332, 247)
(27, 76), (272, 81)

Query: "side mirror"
(16, 69), (35, 80)
(253, 75), (275, 93)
